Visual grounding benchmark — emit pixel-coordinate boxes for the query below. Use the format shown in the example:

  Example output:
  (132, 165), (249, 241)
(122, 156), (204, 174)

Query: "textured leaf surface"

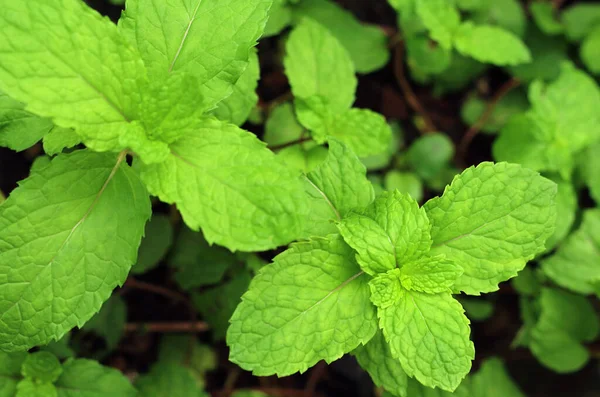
(399, 255), (463, 293)
(368, 269), (402, 309)
(353, 330), (408, 397)
(285, 19), (356, 114)
(43, 128), (81, 156)
(0, 151), (151, 351)
(379, 290), (474, 391)
(0, 92), (53, 151)
(425, 162), (556, 295)
(453, 22), (531, 66)
(542, 210), (600, 294)
(21, 352), (62, 383)
(338, 215), (396, 275)
(16, 380), (56, 397)
(303, 141), (374, 238)
(56, 358), (137, 397)
(138, 118), (307, 252)
(416, 0), (461, 50)
(0, 0), (146, 152)
(120, 0), (271, 107)
(227, 235), (377, 376)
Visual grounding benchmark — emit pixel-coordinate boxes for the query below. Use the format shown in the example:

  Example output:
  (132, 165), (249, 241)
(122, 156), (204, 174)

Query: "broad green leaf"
(293, 0), (389, 73)
(0, 92), (53, 151)
(227, 234), (377, 376)
(425, 162), (557, 295)
(470, 0), (526, 37)
(399, 255), (463, 293)
(16, 380), (56, 397)
(213, 50), (260, 126)
(192, 271), (252, 341)
(169, 227), (238, 290)
(277, 144), (329, 173)
(542, 210), (600, 295)
(453, 22), (531, 66)
(120, 0), (271, 108)
(407, 133), (455, 180)
(561, 4), (600, 42)
(0, 150), (151, 351)
(360, 122), (402, 171)
(530, 288), (600, 373)
(368, 270), (403, 309)
(132, 214), (174, 275)
(580, 142), (600, 204)
(364, 191), (432, 267)
(56, 358), (137, 397)
(416, 0), (461, 50)
(543, 176), (576, 251)
(83, 295), (126, 350)
(43, 127), (81, 156)
(384, 171), (424, 202)
(581, 25), (600, 75)
(263, 103), (305, 147)
(460, 90), (529, 135)
(470, 358), (525, 397)
(138, 118), (307, 252)
(264, 0), (292, 37)
(0, 351), (26, 397)
(530, 2), (563, 35)
(136, 363), (209, 397)
(0, 0), (146, 152)
(353, 330), (408, 397)
(303, 140), (374, 237)
(406, 35), (453, 76)
(285, 19), (356, 114)
(379, 290), (474, 391)
(21, 352), (62, 383)
(337, 214), (396, 275)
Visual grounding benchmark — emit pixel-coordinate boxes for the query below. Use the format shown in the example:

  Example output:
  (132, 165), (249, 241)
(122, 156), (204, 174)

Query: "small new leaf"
(368, 269), (402, 309)
(399, 255), (463, 293)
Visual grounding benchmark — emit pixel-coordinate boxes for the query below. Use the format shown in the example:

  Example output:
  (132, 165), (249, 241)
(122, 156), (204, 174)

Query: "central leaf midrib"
(168, 0), (204, 73)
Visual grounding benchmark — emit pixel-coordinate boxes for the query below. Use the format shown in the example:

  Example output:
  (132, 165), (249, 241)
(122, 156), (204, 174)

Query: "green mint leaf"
(0, 0), (146, 152)
(263, 103), (305, 147)
(461, 298), (494, 322)
(212, 49), (260, 126)
(264, 0), (292, 37)
(132, 214), (174, 275)
(453, 22), (531, 66)
(399, 255), (463, 293)
(405, 36), (453, 76)
(384, 171), (424, 203)
(292, 0), (390, 73)
(368, 269), (402, 309)
(530, 2), (563, 36)
(416, 0), (461, 50)
(508, 28), (568, 83)
(580, 142), (600, 204)
(40, 334), (75, 361)
(21, 352), (62, 383)
(303, 140), (374, 237)
(16, 380), (56, 397)
(581, 26), (600, 75)
(364, 191), (432, 267)
(406, 133), (455, 179)
(0, 150), (151, 351)
(433, 54), (487, 96)
(56, 358), (137, 397)
(120, 0), (271, 108)
(353, 330), (408, 397)
(284, 19), (356, 114)
(337, 214), (397, 275)
(530, 288), (600, 373)
(192, 271), (252, 341)
(425, 162), (557, 295)
(138, 118), (307, 252)
(470, 0), (526, 37)
(542, 210), (600, 295)
(379, 289), (474, 391)
(562, 4), (600, 42)
(470, 358), (525, 397)
(82, 295), (126, 350)
(43, 127), (81, 156)
(0, 351), (27, 396)
(543, 176), (576, 251)
(136, 364), (209, 397)
(0, 92), (53, 152)
(227, 234), (377, 376)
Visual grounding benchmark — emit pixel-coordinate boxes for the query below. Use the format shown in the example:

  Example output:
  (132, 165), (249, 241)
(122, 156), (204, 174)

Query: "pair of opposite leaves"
(227, 160), (557, 392)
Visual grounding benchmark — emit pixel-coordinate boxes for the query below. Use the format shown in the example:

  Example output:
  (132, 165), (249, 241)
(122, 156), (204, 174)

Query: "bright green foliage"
(469, 358), (525, 397)
(580, 142), (600, 204)
(561, 4), (600, 42)
(453, 22), (531, 66)
(368, 270), (403, 309)
(379, 289), (474, 391)
(384, 171), (423, 202)
(21, 352), (62, 384)
(542, 210), (600, 295)
(405, 36), (453, 76)
(56, 358), (137, 397)
(495, 63), (600, 178)
(303, 140), (374, 237)
(263, 103), (305, 147)
(120, 0), (271, 108)
(461, 90), (529, 134)
(425, 162), (557, 294)
(0, 151), (150, 352)
(530, 288), (600, 373)
(0, 351), (26, 397)
(337, 215), (397, 275)
(292, 0), (390, 73)
(16, 380), (56, 397)
(83, 295), (126, 350)
(470, 0), (526, 37)
(40, 334), (75, 361)
(399, 255), (463, 293)
(543, 176), (576, 251)
(138, 117), (308, 252)
(416, 0), (461, 50)
(136, 363), (209, 397)
(43, 128), (81, 156)
(264, 0), (292, 37)
(353, 331), (408, 397)
(0, 92), (53, 151)
(581, 26), (600, 74)
(227, 234), (377, 376)
(530, 2), (563, 36)
(213, 49), (260, 126)
(132, 214), (174, 275)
